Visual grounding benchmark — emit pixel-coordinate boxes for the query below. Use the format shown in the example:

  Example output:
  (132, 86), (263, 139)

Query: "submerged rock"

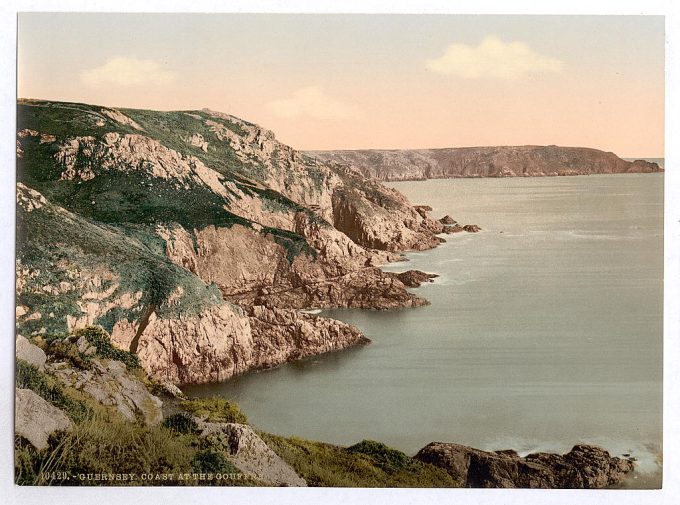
(414, 442), (635, 488)
(15, 388), (72, 450)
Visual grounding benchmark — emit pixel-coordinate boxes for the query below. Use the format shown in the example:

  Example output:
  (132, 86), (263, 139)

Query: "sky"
(17, 13), (665, 157)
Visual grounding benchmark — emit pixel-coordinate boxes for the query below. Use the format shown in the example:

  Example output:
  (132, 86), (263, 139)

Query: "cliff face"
(16, 100), (452, 385)
(307, 146), (662, 181)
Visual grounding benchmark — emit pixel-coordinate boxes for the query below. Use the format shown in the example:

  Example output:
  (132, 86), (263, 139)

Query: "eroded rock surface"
(48, 358), (163, 425)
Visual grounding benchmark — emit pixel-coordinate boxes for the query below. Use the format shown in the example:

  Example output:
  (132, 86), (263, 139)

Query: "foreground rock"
(48, 358), (163, 425)
(16, 335), (47, 370)
(415, 442), (635, 488)
(15, 388), (72, 450)
(308, 146), (663, 181)
(197, 421), (307, 486)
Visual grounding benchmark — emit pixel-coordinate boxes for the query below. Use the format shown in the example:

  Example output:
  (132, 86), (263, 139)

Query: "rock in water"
(388, 270), (439, 287)
(15, 388), (72, 450)
(439, 215), (457, 225)
(414, 442), (635, 488)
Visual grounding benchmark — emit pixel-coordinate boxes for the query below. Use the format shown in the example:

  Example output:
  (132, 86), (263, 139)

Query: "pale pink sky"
(18, 14), (664, 157)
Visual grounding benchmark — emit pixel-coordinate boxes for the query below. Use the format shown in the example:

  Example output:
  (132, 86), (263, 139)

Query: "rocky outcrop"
(307, 146), (662, 181)
(247, 305), (368, 370)
(48, 357), (163, 425)
(15, 388), (73, 450)
(388, 270), (438, 288)
(414, 442), (635, 488)
(197, 420), (307, 486)
(107, 302), (368, 385)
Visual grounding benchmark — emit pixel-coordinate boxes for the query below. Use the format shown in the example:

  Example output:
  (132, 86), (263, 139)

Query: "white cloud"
(426, 36), (564, 80)
(265, 87), (362, 120)
(81, 57), (176, 87)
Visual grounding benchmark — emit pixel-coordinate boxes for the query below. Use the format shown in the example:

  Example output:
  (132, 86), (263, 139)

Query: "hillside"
(306, 146), (662, 181)
(16, 99), (456, 385)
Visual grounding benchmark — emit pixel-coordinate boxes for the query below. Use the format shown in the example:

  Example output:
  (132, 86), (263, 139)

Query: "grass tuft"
(179, 397), (248, 424)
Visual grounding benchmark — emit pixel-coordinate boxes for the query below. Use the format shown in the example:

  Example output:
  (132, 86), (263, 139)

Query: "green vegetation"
(162, 413), (200, 435)
(15, 187), (224, 335)
(16, 415), (194, 486)
(260, 434), (460, 487)
(15, 360), (92, 422)
(75, 326), (141, 370)
(192, 449), (240, 475)
(346, 440), (416, 473)
(17, 101), (135, 138)
(179, 396), (248, 424)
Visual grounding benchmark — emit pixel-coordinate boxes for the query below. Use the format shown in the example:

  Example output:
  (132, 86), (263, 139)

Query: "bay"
(186, 173), (663, 487)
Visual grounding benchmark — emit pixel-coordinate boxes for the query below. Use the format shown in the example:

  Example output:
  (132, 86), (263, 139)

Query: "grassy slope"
(17, 101), (319, 260)
(16, 189), (225, 335)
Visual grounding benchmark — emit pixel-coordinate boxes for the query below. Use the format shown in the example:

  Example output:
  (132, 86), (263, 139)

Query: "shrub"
(45, 339), (91, 370)
(74, 326), (141, 370)
(179, 397), (247, 424)
(346, 440), (414, 473)
(192, 449), (239, 474)
(162, 413), (199, 435)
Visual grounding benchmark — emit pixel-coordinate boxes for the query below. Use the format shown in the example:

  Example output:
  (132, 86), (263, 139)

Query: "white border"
(1, 1), (678, 505)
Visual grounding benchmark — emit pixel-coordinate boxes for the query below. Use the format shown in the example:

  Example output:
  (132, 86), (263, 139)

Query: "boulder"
(439, 215), (457, 225)
(198, 421), (306, 486)
(414, 442), (634, 488)
(463, 224), (481, 233)
(16, 335), (47, 370)
(15, 388), (72, 450)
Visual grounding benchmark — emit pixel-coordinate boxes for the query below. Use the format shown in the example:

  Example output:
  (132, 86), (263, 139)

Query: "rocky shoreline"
(15, 332), (637, 488)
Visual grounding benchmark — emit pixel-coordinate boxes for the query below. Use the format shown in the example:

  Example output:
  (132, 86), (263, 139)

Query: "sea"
(186, 171), (664, 488)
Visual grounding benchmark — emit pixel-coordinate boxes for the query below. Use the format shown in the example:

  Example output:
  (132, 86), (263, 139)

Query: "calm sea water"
(186, 173), (663, 487)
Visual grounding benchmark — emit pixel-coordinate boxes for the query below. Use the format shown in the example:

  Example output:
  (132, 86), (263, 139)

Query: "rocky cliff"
(16, 100), (461, 385)
(307, 146), (662, 181)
